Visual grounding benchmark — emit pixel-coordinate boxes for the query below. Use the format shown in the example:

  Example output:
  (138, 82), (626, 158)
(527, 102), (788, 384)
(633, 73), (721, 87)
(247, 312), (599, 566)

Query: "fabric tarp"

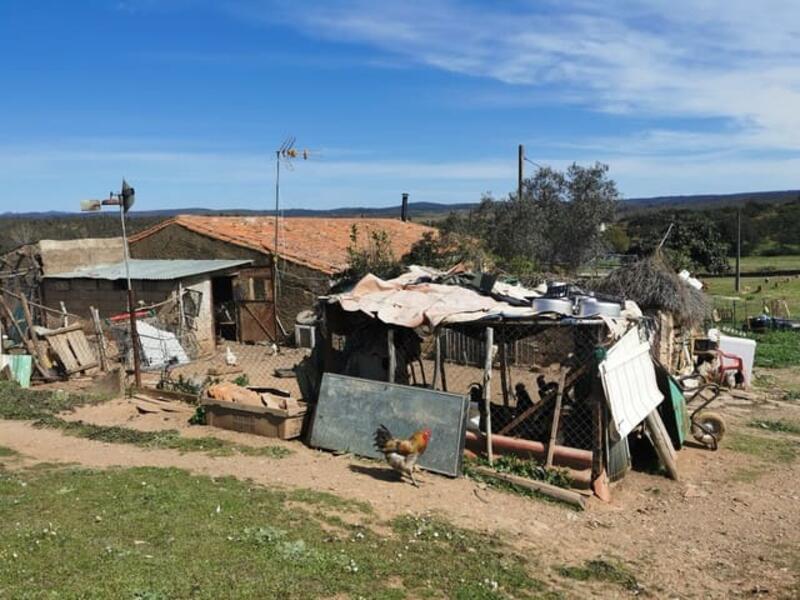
(328, 272), (638, 331)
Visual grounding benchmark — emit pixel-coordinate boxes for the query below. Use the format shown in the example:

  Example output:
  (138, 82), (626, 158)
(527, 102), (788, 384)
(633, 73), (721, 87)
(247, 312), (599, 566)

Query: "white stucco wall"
(183, 275), (215, 354)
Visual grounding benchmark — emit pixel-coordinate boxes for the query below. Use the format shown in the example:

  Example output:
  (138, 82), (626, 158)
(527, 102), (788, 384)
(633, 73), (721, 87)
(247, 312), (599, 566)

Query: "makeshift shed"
(0, 238), (126, 320)
(42, 259), (252, 354)
(315, 267), (658, 498)
(128, 215), (435, 342)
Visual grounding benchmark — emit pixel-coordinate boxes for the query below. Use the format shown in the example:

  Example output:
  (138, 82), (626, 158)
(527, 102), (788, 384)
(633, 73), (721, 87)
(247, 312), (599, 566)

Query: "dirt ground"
(2, 368), (800, 598)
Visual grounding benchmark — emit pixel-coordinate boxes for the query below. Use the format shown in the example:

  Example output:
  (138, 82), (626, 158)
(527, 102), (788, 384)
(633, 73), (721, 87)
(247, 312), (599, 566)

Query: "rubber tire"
(691, 411), (726, 447)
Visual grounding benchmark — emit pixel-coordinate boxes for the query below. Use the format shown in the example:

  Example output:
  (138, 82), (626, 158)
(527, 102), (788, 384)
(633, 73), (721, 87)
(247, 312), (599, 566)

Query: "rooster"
(373, 424), (432, 487)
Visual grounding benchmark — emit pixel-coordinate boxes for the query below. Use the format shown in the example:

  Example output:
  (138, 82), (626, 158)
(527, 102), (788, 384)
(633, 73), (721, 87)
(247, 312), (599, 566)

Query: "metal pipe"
(465, 430), (593, 470)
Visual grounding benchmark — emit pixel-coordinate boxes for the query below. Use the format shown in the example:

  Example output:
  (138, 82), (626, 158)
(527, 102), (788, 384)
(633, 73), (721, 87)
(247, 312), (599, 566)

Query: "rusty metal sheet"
(310, 373), (469, 477)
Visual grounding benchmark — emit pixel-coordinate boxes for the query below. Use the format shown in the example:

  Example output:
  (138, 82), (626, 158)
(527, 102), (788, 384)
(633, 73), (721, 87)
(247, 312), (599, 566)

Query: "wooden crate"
(201, 398), (307, 440)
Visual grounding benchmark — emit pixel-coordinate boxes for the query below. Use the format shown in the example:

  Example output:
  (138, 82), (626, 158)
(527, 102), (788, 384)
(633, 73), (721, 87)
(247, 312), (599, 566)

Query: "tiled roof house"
(129, 215), (435, 339)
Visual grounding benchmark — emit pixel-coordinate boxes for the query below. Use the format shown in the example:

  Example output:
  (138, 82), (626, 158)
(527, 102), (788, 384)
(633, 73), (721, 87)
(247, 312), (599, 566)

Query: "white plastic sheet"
(600, 328), (663, 439)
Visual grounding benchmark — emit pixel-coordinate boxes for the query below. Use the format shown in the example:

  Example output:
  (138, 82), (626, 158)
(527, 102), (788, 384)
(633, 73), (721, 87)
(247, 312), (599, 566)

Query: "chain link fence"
(440, 323), (602, 451)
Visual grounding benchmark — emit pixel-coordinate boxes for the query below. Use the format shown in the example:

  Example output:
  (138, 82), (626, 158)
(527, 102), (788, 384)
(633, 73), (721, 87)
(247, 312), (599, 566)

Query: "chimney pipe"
(401, 192), (409, 222)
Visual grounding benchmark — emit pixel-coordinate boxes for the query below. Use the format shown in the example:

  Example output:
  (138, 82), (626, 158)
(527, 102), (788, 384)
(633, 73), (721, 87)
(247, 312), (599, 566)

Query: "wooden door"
(234, 267), (276, 343)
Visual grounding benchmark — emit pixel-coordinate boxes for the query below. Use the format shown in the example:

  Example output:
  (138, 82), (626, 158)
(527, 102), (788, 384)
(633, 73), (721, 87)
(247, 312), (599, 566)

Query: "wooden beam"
(472, 466), (587, 510)
(432, 330), (441, 390)
(0, 294), (52, 380)
(496, 362), (588, 437)
(387, 328), (396, 383)
(545, 369), (568, 468)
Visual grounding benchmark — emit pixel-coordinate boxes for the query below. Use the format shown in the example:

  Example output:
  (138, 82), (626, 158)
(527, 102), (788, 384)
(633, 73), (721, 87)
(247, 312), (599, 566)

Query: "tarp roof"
(327, 269), (640, 331)
(45, 259), (252, 281)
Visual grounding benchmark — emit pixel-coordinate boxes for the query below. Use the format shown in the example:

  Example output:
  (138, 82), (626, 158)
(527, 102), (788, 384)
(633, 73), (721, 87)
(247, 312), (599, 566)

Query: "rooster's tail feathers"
(373, 424), (392, 450)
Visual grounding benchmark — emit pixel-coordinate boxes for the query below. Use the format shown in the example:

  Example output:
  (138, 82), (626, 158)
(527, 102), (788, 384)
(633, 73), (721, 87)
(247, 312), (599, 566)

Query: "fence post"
(484, 327), (494, 465)
(387, 328), (396, 384)
(432, 330), (441, 390)
(499, 339), (509, 405)
(90, 306), (108, 372)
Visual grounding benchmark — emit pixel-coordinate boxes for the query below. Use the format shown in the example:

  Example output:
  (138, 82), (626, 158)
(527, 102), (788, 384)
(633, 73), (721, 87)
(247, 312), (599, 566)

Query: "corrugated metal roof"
(45, 259), (252, 281)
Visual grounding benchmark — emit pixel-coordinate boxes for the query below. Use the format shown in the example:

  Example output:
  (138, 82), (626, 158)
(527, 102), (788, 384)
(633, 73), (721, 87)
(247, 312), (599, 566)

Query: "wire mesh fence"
(384, 321), (605, 452)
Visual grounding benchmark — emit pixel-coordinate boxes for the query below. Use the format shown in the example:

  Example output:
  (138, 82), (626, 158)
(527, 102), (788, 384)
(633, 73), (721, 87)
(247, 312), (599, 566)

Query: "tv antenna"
(273, 136), (311, 311)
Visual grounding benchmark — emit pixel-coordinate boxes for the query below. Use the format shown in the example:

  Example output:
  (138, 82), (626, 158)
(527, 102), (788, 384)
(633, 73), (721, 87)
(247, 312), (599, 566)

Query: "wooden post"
(545, 369), (568, 467)
(387, 328), (396, 383)
(484, 327), (494, 464)
(59, 302), (69, 327)
(432, 330), (441, 390)
(472, 466), (587, 510)
(18, 293), (51, 371)
(91, 307), (108, 372)
(177, 283), (185, 338)
(735, 208), (741, 293)
(499, 339), (509, 406)
(0, 295), (50, 380)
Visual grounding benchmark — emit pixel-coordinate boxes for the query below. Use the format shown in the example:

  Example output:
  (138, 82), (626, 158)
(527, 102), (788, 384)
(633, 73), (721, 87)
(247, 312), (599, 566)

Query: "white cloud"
(238, 0), (800, 153)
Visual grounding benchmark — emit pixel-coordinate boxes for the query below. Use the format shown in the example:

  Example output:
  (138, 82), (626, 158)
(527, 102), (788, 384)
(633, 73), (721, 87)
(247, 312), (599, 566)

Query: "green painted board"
(310, 373), (469, 477)
(1, 354), (33, 388)
(667, 376), (689, 446)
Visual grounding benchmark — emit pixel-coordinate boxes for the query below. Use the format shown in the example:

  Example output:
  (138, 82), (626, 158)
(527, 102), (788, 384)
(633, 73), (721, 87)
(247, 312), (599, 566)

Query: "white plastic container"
(717, 333), (757, 387)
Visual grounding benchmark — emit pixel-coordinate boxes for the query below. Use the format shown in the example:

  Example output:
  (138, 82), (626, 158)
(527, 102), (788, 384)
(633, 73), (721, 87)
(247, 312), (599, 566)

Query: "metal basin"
(532, 297), (573, 315)
(575, 296), (621, 317)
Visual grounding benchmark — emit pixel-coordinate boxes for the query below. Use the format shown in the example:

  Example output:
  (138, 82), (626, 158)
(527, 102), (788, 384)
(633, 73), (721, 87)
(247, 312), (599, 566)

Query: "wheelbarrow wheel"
(691, 411), (726, 450)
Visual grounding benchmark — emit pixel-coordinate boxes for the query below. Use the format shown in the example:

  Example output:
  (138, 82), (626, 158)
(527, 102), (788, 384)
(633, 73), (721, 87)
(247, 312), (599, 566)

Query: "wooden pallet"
(41, 323), (98, 375)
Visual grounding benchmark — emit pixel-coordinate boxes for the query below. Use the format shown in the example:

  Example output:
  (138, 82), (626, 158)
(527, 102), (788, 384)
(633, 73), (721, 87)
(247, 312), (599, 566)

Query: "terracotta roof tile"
(129, 215), (435, 275)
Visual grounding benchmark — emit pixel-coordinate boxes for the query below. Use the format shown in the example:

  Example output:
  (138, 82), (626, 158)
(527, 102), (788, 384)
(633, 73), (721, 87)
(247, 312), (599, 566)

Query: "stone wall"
(131, 223), (330, 335)
(41, 278), (176, 319)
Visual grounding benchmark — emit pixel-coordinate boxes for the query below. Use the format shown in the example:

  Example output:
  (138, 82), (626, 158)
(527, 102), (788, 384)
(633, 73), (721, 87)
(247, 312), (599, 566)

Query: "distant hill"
(0, 201), (478, 221)
(1, 189), (798, 222)
(618, 189), (800, 215)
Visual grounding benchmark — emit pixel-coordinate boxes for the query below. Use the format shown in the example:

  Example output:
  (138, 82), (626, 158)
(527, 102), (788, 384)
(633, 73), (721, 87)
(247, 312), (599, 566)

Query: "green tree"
(403, 230), (491, 271)
(339, 224), (402, 281)
(604, 224), (630, 254)
(447, 162), (618, 273)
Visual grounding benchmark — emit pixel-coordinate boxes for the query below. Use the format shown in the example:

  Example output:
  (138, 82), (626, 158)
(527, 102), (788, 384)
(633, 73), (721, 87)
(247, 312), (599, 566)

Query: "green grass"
(727, 432), (798, 463)
(555, 559), (641, 593)
(462, 457), (579, 508)
(752, 331), (800, 368)
(0, 381), (107, 420)
(0, 445), (19, 457)
(749, 419), (800, 436)
(33, 416), (292, 458)
(0, 381), (291, 459)
(728, 255), (800, 272)
(465, 455), (572, 488)
(0, 464), (553, 599)
(706, 275), (800, 317)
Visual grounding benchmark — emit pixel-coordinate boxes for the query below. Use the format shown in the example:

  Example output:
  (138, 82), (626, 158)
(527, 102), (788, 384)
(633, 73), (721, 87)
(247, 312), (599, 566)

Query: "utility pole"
(274, 148), (281, 306)
(272, 137), (308, 334)
(81, 179), (141, 388)
(517, 144), (524, 201)
(735, 208), (742, 293)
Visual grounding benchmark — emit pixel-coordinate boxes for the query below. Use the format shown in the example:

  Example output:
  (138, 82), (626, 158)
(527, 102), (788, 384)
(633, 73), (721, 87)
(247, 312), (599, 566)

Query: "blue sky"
(2, 0), (799, 212)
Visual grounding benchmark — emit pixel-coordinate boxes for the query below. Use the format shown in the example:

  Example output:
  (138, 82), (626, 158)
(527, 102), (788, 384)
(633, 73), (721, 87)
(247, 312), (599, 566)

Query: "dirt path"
(2, 390), (800, 598)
